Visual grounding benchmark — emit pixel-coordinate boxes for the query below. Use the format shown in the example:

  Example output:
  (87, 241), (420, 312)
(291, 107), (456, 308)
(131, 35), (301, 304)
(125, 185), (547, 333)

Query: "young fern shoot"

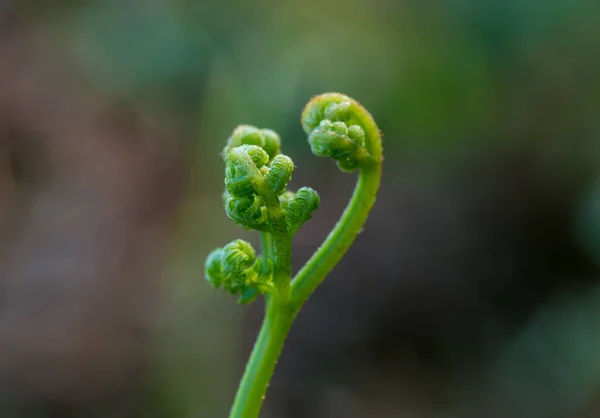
(204, 93), (383, 418)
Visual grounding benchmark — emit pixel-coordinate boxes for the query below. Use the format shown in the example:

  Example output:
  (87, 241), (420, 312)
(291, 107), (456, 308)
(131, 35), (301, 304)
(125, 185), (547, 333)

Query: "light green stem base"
(229, 301), (296, 418)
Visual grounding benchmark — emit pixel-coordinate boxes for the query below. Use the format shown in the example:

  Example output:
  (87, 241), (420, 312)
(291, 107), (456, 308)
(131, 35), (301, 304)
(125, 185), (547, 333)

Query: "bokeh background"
(1, 0), (600, 417)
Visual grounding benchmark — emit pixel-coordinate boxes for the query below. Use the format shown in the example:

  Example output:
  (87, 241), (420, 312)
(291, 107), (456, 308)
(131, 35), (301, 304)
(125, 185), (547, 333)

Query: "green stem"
(229, 301), (297, 418)
(271, 232), (292, 298)
(230, 161), (380, 418)
(231, 205), (293, 418)
(262, 192), (292, 299)
(290, 161), (381, 307)
(225, 94), (382, 418)
(259, 232), (274, 260)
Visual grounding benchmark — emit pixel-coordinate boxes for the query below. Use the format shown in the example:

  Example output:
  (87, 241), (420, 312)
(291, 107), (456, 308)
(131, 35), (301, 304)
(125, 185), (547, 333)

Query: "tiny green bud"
(225, 193), (269, 231)
(230, 125), (263, 146)
(205, 247), (224, 288)
(331, 121), (348, 136)
(225, 175), (254, 197)
(225, 146), (266, 197)
(284, 187), (320, 235)
(347, 125), (365, 144)
(307, 120), (365, 172)
(222, 239), (256, 279)
(205, 239), (275, 301)
(324, 100), (351, 121)
(264, 154), (294, 196)
(260, 129), (281, 161)
(225, 125), (281, 162)
(244, 145), (269, 169)
(224, 145), (271, 230)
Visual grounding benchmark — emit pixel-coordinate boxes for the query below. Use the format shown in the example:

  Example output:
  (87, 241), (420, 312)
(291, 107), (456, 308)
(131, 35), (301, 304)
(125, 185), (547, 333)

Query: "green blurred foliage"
(576, 176), (600, 265)
(483, 283), (600, 418)
(26, 0), (599, 165)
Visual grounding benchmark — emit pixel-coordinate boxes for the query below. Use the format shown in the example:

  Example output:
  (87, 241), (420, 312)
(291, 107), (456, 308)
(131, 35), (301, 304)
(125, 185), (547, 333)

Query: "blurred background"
(1, 0), (600, 417)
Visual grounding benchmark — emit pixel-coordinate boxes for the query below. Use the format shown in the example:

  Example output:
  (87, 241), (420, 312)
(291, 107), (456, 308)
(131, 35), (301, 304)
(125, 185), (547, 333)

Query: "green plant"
(205, 93), (383, 418)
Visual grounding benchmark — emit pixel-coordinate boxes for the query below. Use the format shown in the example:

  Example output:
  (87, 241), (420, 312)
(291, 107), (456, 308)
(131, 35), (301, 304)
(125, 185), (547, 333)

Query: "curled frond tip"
(224, 125), (281, 162)
(204, 239), (274, 302)
(301, 93), (382, 172)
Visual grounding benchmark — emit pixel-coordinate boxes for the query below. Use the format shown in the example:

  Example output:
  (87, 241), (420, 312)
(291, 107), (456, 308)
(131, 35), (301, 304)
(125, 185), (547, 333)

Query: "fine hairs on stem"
(204, 93), (383, 418)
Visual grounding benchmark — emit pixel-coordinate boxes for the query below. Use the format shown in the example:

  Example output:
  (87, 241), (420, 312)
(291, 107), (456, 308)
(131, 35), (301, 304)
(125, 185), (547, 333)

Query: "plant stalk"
(229, 301), (296, 418)
(290, 161), (381, 307)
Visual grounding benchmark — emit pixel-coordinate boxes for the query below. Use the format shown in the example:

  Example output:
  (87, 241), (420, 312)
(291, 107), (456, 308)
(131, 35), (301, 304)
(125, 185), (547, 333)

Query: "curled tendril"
(204, 239), (274, 302)
(301, 93), (381, 172)
(225, 194), (269, 231)
(282, 187), (320, 235)
(223, 142), (299, 232)
(264, 154), (294, 196)
(221, 239), (258, 285)
(225, 146), (268, 196)
(224, 125), (281, 162)
(205, 248), (225, 289)
(224, 145), (272, 231)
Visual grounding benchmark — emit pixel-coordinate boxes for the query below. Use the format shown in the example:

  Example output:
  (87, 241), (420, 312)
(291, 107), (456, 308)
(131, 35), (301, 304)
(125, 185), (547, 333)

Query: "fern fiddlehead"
(291, 93), (383, 306)
(204, 93), (382, 418)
